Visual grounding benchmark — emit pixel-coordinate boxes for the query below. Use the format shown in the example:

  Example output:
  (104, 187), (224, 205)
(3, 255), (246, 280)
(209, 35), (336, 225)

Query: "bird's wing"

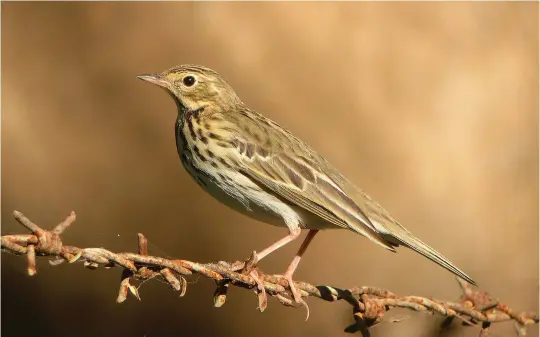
(230, 110), (395, 251)
(227, 109), (476, 285)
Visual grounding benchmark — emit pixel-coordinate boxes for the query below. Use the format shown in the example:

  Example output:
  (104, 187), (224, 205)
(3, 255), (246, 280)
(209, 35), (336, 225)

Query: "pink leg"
(246, 227), (301, 311)
(280, 229), (319, 303)
(255, 227), (302, 261)
(248, 228), (318, 313)
(284, 229), (319, 277)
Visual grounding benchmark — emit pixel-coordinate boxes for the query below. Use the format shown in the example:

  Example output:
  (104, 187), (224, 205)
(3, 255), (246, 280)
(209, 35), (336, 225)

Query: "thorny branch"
(2, 211), (538, 336)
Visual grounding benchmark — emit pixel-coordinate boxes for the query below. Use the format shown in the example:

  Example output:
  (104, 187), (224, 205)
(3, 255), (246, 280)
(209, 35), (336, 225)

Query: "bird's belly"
(183, 162), (301, 228)
(206, 182), (287, 227)
(210, 176), (295, 227)
(180, 148), (337, 230)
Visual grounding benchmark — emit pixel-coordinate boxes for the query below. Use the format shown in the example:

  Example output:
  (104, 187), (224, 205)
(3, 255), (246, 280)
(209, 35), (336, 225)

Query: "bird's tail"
(380, 224), (477, 286)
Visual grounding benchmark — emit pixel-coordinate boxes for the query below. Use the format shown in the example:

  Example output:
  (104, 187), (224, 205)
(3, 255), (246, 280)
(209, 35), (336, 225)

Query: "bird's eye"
(183, 75), (196, 87)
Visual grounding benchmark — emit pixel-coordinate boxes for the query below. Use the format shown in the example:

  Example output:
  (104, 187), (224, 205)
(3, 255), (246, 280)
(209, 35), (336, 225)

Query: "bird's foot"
(229, 251), (259, 274)
(228, 252), (268, 312)
(249, 269), (268, 312)
(274, 273), (310, 320)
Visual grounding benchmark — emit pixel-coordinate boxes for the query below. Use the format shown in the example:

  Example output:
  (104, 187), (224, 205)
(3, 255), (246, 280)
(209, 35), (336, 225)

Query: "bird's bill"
(136, 74), (169, 88)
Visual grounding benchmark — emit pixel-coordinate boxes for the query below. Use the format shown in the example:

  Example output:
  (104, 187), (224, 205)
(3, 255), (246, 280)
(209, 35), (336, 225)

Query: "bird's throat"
(183, 106), (205, 121)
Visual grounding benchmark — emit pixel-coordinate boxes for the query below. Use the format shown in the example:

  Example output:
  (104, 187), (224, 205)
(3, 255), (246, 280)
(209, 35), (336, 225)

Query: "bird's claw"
(249, 269), (268, 312)
(243, 251), (259, 274)
(229, 253), (310, 318)
(227, 252), (268, 312)
(229, 251), (259, 274)
(274, 273), (310, 320)
(285, 274), (302, 303)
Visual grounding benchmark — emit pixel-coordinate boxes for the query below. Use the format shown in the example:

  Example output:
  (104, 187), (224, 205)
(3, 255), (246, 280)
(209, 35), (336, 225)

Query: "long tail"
(380, 226), (477, 286)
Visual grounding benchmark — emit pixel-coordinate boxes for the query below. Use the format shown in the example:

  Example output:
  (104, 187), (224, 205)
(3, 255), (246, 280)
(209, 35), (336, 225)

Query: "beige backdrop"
(2, 2), (538, 337)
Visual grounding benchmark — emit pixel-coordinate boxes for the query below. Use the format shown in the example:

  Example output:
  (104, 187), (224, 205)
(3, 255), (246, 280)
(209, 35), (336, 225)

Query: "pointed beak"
(136, 73), (169, 88)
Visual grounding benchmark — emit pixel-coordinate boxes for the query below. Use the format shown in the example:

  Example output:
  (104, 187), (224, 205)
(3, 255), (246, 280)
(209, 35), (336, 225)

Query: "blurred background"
(1, 2), (538, 337)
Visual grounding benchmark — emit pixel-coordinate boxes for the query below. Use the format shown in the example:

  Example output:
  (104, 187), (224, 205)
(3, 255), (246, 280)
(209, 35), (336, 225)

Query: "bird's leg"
(255, 227), (302, 261)
(234, 227), (302, 273)
(238, 227), (302, 309)
(276, 229), (319, 304)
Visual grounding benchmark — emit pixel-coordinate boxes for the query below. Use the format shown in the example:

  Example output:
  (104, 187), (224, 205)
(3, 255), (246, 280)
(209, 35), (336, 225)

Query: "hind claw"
(274, 273), (310, 319)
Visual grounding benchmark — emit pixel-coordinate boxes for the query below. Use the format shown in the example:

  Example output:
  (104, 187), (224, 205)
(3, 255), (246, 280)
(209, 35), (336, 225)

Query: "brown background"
(1, 2), (538, 337)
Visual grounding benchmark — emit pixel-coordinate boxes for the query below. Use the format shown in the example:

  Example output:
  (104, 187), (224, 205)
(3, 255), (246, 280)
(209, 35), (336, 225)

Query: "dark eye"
(183, 75), (196, 87)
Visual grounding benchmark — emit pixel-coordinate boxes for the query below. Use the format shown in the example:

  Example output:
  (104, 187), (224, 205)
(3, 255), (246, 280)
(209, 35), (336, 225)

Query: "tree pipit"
(137, 65), (476, 310)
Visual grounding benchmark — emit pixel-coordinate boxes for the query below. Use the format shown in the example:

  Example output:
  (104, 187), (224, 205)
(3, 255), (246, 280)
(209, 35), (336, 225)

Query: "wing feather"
(221, 108), (476, 282)
(243, 165), (349, 228)
(230, 120), (395, 251)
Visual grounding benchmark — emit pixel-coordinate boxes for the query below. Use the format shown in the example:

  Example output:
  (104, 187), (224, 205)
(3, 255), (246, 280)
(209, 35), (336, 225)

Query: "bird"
(137, 64), (476, 306)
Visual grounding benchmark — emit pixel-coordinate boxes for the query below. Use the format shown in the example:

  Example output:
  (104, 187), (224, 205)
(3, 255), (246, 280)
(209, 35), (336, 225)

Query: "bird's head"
(137, 64), (242, 113)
